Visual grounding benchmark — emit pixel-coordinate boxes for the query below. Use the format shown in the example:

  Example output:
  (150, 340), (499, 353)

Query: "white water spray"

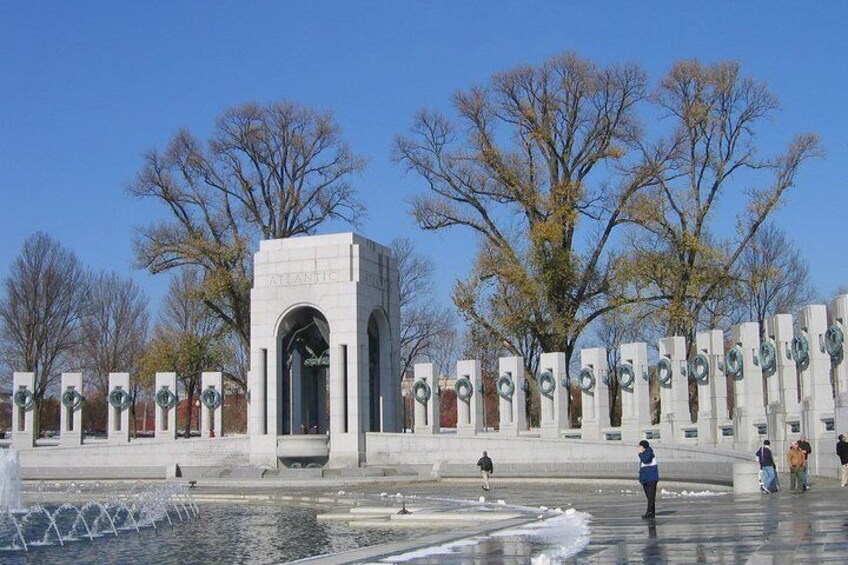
(0, 447), (24, 512)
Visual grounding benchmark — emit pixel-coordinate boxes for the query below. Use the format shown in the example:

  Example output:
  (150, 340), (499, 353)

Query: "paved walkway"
(579, 482), (848, 564)
(327, 477), (848, 563)
(186, 475), (848, 563)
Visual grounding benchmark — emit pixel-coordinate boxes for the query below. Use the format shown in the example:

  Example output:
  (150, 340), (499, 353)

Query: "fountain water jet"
(0, 447), (23, 512)
(0, 480), (197, 552)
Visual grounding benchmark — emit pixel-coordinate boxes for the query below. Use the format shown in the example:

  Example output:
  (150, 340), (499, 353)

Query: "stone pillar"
(413, 363), (439, 434)
(797, 305), (836, 478)
(619, 343), (650, 442)
(251, 348), (268, 435)
(774, 317), (802, 420)
(497, 356), (527, 436)
(155, 372), (178, 441)
(200, 371), (224, 438)
(328, 340), (362, 468)
(327, 333), (370, 467)
(539, 352), (568, 439)
(579, 348), (609, 441)
(732, 462), (762, 495)
(695, 330), (724, 446)
(730, 322), (766, 451)
(829, 295), (848, 437)
(379, 316), (401, 435)
(709, 333), (735, 444)
(248, 349), (276, 467)
(658, 337), (688, 443)
(107, 372), (131, 444)
(59, 372), (84, 446)
(247, 348), (268, 436)
(329, 344), (347, 435)
(766, 314), (800, 467)
(455, 359), (483, 435)
(352, 339), (368, 447)
(11, 372), (36, 449)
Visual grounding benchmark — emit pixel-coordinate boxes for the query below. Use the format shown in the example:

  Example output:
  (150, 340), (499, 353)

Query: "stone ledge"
(22, 466), (166, 480)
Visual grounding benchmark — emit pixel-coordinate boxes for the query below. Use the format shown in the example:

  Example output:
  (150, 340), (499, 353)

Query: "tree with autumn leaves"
(397, 53), (821, 422)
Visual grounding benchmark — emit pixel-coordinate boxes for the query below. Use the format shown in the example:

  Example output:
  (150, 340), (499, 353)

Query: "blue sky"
(1, 2), (846, 317)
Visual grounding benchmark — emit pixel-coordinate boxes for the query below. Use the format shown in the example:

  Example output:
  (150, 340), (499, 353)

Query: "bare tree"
(629, 61), (822, 345)
(129, 101), (366, 357)
(395, 52), (665, 386)
(0, 233), (89, 429)
(429, 325), (460, 381)
(392, 238), (456, 380)
(77, 272), (149, 394)
(139, 269), (231, 437)
(736, 222), (815, 338)
(222, 330), (249, 391)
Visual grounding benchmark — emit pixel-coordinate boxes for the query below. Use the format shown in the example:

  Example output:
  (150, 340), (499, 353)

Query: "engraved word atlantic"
(267, 271), (340, 287)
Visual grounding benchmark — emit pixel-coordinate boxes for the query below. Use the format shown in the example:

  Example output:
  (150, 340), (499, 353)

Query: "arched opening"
(368, 315), (381, 432)
(277, 306), (330, 436)
(367, 309), (393, 433)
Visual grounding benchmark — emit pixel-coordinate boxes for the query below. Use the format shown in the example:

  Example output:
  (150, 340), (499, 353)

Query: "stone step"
(348, 506), (422, 515)
(316, 512), (375, 522)
(388, 511), (521, 522)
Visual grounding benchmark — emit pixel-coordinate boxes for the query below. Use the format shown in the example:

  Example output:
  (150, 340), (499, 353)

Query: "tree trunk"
(130, 400), (138, 438)
(185, 388), (195, 438)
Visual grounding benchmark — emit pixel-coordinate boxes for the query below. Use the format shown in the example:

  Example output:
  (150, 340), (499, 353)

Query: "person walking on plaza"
(638, 440), (659, 519)
(756, 440), (778, 493)
(788, 442), (806, 494)
(477, 450), (493, 491)
(837, 434), (848, 487)
(798, 435), (812, 490)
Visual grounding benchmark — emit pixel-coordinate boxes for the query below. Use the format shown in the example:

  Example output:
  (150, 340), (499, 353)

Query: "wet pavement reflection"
(344, 478), (848, 563)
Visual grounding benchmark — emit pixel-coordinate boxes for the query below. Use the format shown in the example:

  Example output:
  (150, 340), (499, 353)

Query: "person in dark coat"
(756, 440), (778, 493)
(477, 451), (493, 491)
(837, 434), (848, 487)
(798, 435), (812, 490)
(638, 440), (659, 519)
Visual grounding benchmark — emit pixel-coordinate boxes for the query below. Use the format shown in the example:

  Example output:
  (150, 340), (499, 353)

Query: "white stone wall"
(18, 437), (250, 471)
(365, 433), (750, 467)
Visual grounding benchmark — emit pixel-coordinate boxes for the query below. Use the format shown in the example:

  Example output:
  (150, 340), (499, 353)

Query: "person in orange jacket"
(787, 442), (806, 494)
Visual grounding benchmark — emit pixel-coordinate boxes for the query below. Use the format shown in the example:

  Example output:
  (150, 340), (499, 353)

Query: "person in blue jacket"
(638, 440), (659, 519)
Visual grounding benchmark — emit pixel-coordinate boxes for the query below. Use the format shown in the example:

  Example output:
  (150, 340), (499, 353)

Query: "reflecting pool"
(0, 503), (409, 564)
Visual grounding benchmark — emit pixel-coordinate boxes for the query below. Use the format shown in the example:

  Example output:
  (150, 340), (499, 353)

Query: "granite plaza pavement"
(198, 475), (848, 564)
